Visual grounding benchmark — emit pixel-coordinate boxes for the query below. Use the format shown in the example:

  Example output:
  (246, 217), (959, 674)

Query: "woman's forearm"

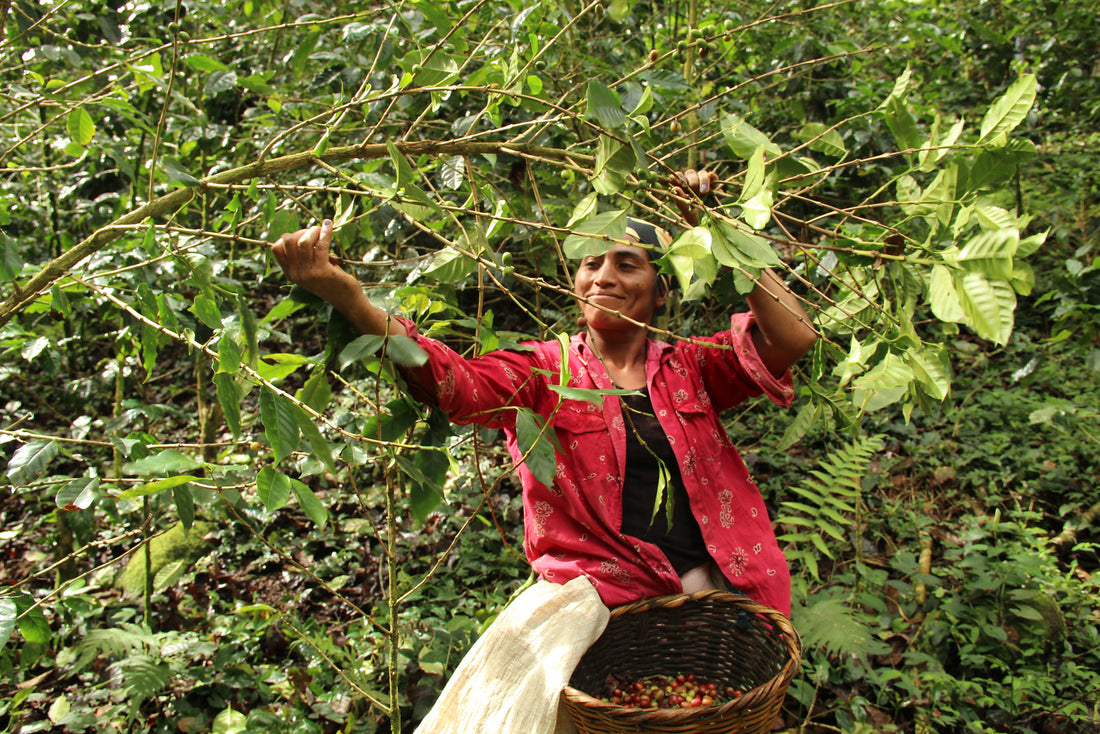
(745, 268), (818, 375)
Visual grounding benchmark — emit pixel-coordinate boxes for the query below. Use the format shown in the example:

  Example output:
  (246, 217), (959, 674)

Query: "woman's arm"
(673, 168), (817, 376)
(269, 220), (408, 338)
(745, 268), (818, 376)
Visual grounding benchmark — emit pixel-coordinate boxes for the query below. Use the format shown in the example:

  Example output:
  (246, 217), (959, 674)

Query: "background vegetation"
(1, 0), (1097, 732)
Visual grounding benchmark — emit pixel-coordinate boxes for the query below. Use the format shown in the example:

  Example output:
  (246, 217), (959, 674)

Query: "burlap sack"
(414, 576), (609, 734)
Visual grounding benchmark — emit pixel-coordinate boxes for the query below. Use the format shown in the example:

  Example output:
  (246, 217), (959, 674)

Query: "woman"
(270, 170), (817, 732)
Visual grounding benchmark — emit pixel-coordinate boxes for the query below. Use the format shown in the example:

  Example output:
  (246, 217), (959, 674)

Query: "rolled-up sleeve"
(678, 312), (794, 412)
(393, 317), (544, 429)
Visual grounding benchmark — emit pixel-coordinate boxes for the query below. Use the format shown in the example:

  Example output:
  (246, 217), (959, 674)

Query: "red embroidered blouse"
(397, 313), (795, 615)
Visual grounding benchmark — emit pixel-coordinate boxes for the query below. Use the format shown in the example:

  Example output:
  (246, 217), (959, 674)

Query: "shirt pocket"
(551, 401), (606, 450)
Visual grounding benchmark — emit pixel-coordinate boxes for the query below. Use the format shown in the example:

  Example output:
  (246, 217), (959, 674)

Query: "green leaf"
(289, 478), (328, 528)
(6, 440), (59, 485)
(712, 220), (780, 268)
(946, 228), (1018, 280)
(292, 404), (335, 473)
(0, 598), (16, 648)
(258, 390), (300, 463)
(182, 53), (230, 72)
(0, 232), (21, 282)
(212, 706), (248, 734)
(124, 450), (201, 477)
(905, 345), (952, 402)
(153, 559), (188, 593)
(173, 484), (196, 530)
(853, 353), (914, 412)
(928, 264), (966, 323)
(162, 156), (202, 187)
(586, 80), (627, 129)
(119, 475), (197, 499)
(338, 334), (386, 369)
(567, 192), (599, 228)
(777, 400), (820, 452)
(256, 467), (291, 511)
(591, 135), (635, 196)
(190, 290), (222, 330)
(48, 695), (70, 725)
(878, 64), (912, 110)
(955, 271), (1016, 345)
(721, 113), (781, 160)
(395, 454), (446, 523)
(796, 122), (847, 157)
(740, 146), (766, 203)
(18, 605), (50, 645)
(515, 409), (557, 490)
(384, 335), (429, 367)
(66, 106), (95, 146)
(203, 69), (238, 97)
(979, 74), (1036, 145)
(217, 333), (242, 374)
(236, 298), (259, 369)
(664, 226), (713, 294)
(424, 246), (477, 283)
(884, 95), (919, 151)
(740, 188), (774, 230)
(297, 369), (332, 413)
(214, 372), (244, 438)
(257, 353), (314, 382)
(562, 209), (629, 259)
(55, 477), (100, 510)
(548, 385), (639, 407)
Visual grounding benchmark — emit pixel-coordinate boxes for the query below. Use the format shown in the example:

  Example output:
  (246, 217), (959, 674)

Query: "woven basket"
(561, 590), (801, 734)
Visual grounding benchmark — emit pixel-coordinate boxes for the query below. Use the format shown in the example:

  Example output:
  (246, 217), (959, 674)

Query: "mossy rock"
(117, 522), (214, 597)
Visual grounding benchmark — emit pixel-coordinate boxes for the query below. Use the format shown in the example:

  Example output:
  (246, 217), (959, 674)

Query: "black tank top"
(618, 389), (710, 575)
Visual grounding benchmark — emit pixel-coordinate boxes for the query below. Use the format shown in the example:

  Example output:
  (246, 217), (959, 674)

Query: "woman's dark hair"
(625, 218), (672, 315)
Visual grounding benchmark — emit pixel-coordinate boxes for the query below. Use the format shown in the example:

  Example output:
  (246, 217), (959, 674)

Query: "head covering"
(625, 218), (673, 259)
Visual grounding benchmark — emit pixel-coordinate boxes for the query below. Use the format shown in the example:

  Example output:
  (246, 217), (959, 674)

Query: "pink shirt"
(398, 313), (795, 615)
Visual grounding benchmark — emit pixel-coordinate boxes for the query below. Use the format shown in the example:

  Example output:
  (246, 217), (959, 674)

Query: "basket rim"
(560, 590), (802, 723)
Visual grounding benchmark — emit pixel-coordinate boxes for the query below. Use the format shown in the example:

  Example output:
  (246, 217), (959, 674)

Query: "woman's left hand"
(670, 169), (720, 226)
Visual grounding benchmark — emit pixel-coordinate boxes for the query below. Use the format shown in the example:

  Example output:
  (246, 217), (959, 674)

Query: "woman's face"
(574, 241), (667, 331)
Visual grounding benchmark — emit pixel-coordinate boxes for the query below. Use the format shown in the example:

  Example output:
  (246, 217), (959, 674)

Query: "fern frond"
(778, 434), (884, 580)
(794, 595), (890, 660)
(71, 622), (158, 674)
(114, 654), (171, 705)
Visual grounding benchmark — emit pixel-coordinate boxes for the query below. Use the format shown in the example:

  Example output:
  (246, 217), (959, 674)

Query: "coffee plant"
(1, 0), (1097, 731)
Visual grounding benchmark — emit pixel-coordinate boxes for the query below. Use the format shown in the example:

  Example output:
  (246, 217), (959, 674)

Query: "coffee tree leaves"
(258, 390), (300, 463)
(796, 122), (847, 158)
(289, 478), (328, 528)
(256, 467), (291, 512)
(292, 403), (335, 473)
(721, 113), (781, 159)
(425, 246), (477, 283)
(214, 372), (244, 438)
(0, 232), (20, 282)
(66, 106), (95, 147)
(119, 475), (197, 500)
(979, 73), (1037, 145)
(586, 80), (627, 129)
(562, 209), (629, 259)
(6, 440), (58, 486)
(956, 271), (1017, 345)
(55, 477), (100, 510)
(514, 408), (556, 490)
(173, 484), (196, 531)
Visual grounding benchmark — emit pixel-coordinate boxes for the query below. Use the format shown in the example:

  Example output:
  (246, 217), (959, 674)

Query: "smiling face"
(574, 241), (668, 331)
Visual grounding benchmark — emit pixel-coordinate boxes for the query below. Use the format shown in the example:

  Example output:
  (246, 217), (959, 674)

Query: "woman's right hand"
(270, 220), (362, 309)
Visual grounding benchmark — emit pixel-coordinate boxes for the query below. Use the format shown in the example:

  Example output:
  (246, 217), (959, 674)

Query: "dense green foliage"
(1, 0), (1097, 732)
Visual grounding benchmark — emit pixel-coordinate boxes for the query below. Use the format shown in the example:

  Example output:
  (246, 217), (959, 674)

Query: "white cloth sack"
(414, 576), (609, 734)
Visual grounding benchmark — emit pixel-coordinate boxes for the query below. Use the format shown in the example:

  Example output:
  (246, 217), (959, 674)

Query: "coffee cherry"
(649, 49), (659, 62)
